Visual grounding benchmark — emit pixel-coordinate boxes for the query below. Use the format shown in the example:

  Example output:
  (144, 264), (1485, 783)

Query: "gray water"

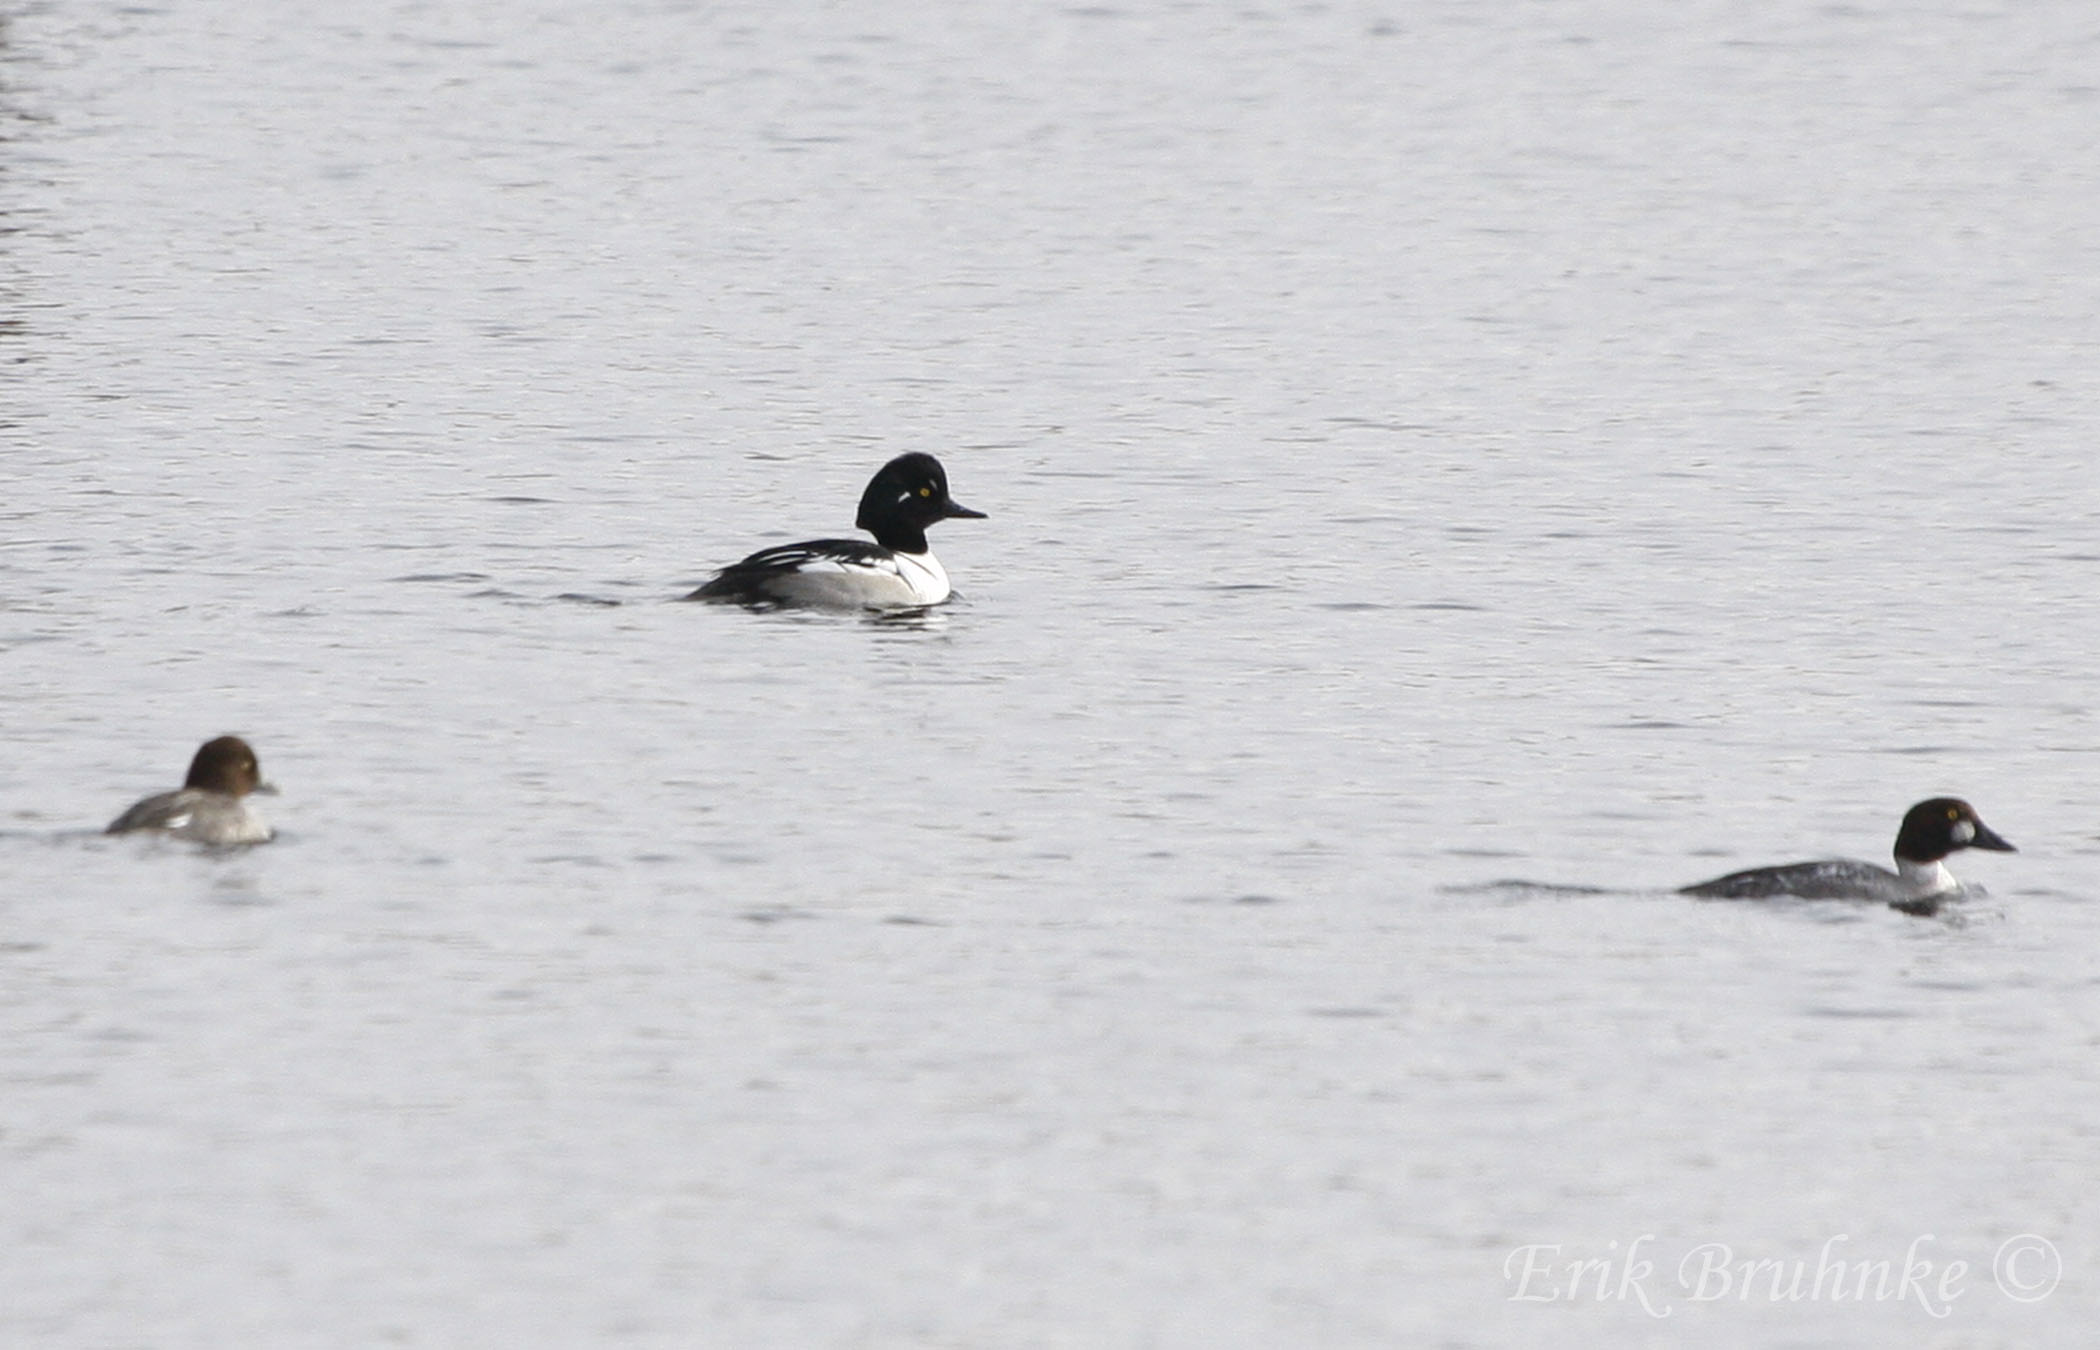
(4, 1), (2098, 1345)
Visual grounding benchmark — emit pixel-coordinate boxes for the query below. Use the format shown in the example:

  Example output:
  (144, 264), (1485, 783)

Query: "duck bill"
(942, 499), (987, 520)
(1971, 821), (2015, 852)
(254, 780), (282, 797)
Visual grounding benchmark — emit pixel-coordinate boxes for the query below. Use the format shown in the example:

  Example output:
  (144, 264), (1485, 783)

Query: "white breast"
(890, 550), (950, 605)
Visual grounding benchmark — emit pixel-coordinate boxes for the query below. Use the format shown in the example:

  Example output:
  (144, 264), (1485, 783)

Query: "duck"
(107, 736), (276, 845)
(1680, 797), (2013, 912)
(687, 452), (986, 609)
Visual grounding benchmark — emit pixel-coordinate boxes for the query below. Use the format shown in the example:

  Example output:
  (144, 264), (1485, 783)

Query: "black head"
(1893, 797), (2014, 864)
(854, 453), (986, 552)
(184, 736), (270, 798)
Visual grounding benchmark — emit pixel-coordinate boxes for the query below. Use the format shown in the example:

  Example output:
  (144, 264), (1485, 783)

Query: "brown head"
(184, 736), (270, 798)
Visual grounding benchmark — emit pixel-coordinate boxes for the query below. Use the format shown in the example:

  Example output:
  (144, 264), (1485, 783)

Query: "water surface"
(4, 2), (2098, 1344)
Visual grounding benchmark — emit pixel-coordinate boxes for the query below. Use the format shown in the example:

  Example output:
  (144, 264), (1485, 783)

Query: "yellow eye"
(1946, 806), (1960, 820)
(919, 486), (932, 497)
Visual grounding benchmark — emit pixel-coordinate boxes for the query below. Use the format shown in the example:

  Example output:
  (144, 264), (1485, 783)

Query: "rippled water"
(4, 1), (2098, 1344)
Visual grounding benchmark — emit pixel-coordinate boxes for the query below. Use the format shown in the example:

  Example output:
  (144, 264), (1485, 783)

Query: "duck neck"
(1896, 855), (1957, 897)
(869, 522), (930, 554)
